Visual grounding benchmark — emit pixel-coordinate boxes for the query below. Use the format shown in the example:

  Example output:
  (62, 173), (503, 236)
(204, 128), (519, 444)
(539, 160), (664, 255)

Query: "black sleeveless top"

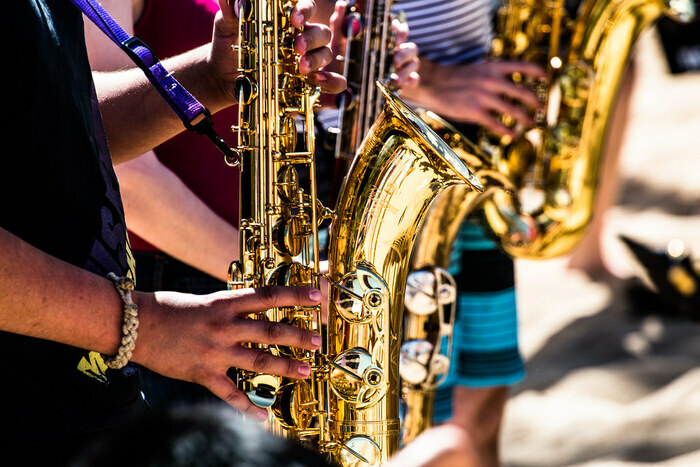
(1, 0), (144, 451)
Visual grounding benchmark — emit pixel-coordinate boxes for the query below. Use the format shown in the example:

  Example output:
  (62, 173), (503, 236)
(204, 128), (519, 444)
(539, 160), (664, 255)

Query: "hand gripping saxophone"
(478, 0), (696, 258)
(226, 0), (483, 464)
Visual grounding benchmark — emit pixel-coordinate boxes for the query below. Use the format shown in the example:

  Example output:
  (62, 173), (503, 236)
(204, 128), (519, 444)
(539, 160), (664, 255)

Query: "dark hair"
(71, 405), (332, 467)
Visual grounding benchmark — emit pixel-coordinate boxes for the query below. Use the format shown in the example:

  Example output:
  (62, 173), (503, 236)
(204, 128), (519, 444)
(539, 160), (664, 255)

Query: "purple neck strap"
(71, 0), (236, 163)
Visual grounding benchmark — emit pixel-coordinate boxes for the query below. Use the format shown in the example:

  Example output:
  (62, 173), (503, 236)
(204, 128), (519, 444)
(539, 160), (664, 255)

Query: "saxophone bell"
(326, 81), (481, 464)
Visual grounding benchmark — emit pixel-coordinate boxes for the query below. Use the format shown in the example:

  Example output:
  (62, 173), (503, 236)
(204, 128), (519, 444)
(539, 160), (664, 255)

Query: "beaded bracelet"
(103, 272), (139, 369)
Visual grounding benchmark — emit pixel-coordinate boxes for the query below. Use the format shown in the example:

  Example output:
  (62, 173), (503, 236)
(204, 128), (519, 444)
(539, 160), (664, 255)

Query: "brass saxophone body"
(327, 85), (481, 464)
(227, 0), (324, 434)
(227, 0), (482, 464)
(480, 0), (696, 258)
(400, 0), (696, 442)
(400, 112), (513, 444)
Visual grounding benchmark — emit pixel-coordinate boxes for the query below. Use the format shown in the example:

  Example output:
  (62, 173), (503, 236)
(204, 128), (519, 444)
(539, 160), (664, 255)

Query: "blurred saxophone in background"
(226, 0), (482, 464)
(401, 0), (696, 442)
(480, 0), (696, 258)
(331, 0), (400, 204)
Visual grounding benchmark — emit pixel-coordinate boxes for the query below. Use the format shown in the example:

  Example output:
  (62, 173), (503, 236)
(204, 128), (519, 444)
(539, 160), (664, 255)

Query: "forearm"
(116, 152), (237, 281)
(94, 45), (232, 164)
(0, 227), (125, 357)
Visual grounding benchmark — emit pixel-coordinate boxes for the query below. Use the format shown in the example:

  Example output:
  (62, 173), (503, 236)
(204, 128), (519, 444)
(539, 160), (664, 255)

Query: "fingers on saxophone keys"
(482, 77), (543, 111)
(494, 61), (548, 80)
(299, 46), (333, 74)
(393, 42), (419, 69)
(505, 85), (544, 111)
(236, 319), (322, 351)
(309, 71), (347, 94)
(291, 0), (318, 29)
(237, 286), (321, 312)
(393, 45), (420, 90)
(296, 24), (332, 63)
(396, 71), (420, 90)
(391, 18), (409, 45)
(481, 93), (535, 128)
(208, 374), (268, 421)
(233, 346), (313, 379)
(475, 109), (519, 140)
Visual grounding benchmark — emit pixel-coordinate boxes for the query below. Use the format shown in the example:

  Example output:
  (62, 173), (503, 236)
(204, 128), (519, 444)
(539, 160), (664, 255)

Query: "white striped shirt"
(395, 0), (493, 65)
(317, 0), (494, 131)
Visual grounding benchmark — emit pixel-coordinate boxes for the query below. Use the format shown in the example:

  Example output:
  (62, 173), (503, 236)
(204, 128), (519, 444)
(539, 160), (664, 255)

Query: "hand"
(131, 286), (322, 420)
(389, 19), (420, 90)
(327, 1), (419, 90)
(211, 0), (346, 99)
(408, 59), (546, 139)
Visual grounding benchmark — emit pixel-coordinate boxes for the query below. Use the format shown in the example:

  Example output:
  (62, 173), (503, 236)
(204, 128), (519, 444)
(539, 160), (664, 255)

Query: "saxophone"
(479, 0), (696, 258)
(330, 0), (399, 206)
(334, 0), (397, 163)
(329, 1), (463, 446)
(227, 0), (482, 464)
(400, 113), (514, 444)
(400, 0), (696, 442)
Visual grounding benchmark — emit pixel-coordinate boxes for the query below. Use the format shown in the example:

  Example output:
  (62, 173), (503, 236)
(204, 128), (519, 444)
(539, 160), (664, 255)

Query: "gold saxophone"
(329, 1), (464, 446)
(480, 0), (696, 258)
(330, 0), (400, 205)
(400, 0), (696, 442)
(334, 0), (398, 162)
(227, 0), (482, 464)
(400, 113), (513, 444)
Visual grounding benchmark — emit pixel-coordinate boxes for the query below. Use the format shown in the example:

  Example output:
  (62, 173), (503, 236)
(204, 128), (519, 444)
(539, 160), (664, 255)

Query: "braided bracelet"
(103, 272), (139, 369)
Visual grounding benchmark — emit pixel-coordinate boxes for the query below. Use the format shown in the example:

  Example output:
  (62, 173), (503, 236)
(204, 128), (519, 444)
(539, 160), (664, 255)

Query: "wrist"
(162, 44), (236, 115)
(128, 290), (157, 366)
(203, 45), (238, 111)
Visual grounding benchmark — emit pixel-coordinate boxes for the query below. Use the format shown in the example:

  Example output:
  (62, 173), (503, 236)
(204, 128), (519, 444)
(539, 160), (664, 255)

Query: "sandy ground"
(501, 29), (700, 466)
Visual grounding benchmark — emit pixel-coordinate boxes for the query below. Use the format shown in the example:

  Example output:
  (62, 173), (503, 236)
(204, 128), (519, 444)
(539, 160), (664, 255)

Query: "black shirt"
(1, 0), (144, 451)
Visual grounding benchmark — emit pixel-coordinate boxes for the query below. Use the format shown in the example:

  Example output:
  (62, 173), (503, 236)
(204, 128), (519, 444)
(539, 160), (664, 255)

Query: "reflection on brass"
(325, 83), (479, 464)
(399, 111), (511, 444)
(399, 266), (458, 445)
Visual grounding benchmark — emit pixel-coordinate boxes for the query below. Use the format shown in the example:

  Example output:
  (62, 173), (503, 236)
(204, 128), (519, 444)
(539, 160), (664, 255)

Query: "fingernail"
(314, 72), (327, 82)
(312, 334), (322, 348)
(292, 11), (303, 27)
(309, 289), (322, 301)
(255, 409), (268, 422)
(300, 58), (310, 73)
(298, 363), (311, 377)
